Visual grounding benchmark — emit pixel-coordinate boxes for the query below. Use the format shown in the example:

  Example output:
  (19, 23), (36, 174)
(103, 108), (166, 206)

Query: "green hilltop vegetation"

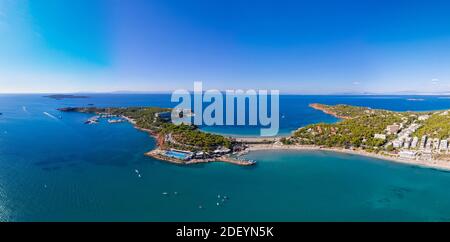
(159, 123), (232, 151)
(290, 104), (446, 152)
(292, 116), (398, 149)
(292, 116), (402, 150)
(58, 106), (232, 152)
(308, 103), (380, 118)
(414, 110), (450, 139)
(107, 107), (171, 130)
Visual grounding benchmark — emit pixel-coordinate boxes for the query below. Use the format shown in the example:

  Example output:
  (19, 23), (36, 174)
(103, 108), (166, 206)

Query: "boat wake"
(43, 112), (58, 120)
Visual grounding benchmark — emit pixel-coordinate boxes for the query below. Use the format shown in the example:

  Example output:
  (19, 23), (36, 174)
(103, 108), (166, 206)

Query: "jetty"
(84, 116), (99, 124)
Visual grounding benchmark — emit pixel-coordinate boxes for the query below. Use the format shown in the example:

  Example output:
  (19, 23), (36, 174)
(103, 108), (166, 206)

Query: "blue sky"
(1, 0), (450, 93)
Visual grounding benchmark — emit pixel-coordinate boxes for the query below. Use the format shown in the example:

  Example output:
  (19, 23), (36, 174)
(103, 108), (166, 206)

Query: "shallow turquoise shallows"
(1, 94), (450, 221)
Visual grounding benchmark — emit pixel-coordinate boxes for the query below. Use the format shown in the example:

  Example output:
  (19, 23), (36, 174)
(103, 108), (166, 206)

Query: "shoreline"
(309, 103), (351, 119)
(246, 143), (450, 172)
(145, 148), (255, 166)
(121, 116), (255, 166)
(129, 117), (450, 171)
(93, 112), (450, 171)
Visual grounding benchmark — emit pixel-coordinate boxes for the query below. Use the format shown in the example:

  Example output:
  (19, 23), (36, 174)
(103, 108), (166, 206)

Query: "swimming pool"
(164, 150), (192, 160)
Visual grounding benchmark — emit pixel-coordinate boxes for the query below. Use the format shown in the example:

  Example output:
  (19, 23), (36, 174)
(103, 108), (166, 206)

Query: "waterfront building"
(399, 150), (417, 159)
(425, 139), (433, 151)
(433, 138), (440, 151)
(420, 135), (427, 150)
(439, 139), (448, 152)
(213, 148), (231, 155)
(411, 137), (419, 149)
(403, 137), (412, 149)
(420, 151), (433, 161)
(403, 141), (410, 149)
(393, 139), (404, 148)
(194, 151), (205, 159)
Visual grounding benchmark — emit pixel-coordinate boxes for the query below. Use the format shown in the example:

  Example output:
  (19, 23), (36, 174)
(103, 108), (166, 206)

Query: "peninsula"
(45, 94), (89, 100)
(264, 103), (450, 171)
(58, 106), (254, 166)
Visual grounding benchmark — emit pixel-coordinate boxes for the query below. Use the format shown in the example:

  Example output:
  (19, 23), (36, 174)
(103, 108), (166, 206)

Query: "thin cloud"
(352, 81), (361, 85)
(431, 78), (440, 85)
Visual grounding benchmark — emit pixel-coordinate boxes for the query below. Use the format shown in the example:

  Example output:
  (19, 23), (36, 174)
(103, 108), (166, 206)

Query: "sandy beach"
(122, 115), (450, 171)
(246, 143), (450, 172)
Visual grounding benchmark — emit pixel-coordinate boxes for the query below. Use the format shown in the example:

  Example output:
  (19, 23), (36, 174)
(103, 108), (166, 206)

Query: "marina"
(84, 114), (126, 125)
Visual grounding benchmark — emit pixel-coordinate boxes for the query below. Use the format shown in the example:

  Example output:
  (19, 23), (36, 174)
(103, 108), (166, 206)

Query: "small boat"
(108, 119), (124, 124)
(217, 195), (221, 198)
(84, 118), (99, 124)
(216, 202), (220, 206)
(135, 169), (139, 173)
(138, 174), (141, 178)
(162, 192), (168, 195)
(174, 191), (178, 195)
(198, 205), (203, 209)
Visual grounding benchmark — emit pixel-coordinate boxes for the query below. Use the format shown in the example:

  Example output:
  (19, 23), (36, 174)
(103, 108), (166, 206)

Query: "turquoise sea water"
(1, 94), (450, 221)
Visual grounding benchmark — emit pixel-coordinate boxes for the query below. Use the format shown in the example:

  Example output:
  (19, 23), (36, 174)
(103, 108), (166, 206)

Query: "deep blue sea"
(1, 94), (450, 221)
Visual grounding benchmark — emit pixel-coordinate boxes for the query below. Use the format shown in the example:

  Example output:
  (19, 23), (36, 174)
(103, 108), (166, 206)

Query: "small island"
(45, 94), (89, 100)
(58, 106), (255, 166)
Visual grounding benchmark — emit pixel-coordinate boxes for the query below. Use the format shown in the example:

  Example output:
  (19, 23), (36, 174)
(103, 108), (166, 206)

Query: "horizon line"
(1, 91), (450, 96)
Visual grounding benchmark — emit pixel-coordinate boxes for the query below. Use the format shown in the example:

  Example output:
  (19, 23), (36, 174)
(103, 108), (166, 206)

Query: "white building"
(399, 150), (417, 159)
(411, 137), (419, 149)
(420, 152), (433, 161)
(374, 134), (386, 140)
(418, 115), (430, 121)
(403, 137), (412, 149)
(439, 139), (448, 152)
(433, 138), (440, 151)
(425, 139), (433, 151)
(393, 139), (404, 148)
(420, 135), (427, 150)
